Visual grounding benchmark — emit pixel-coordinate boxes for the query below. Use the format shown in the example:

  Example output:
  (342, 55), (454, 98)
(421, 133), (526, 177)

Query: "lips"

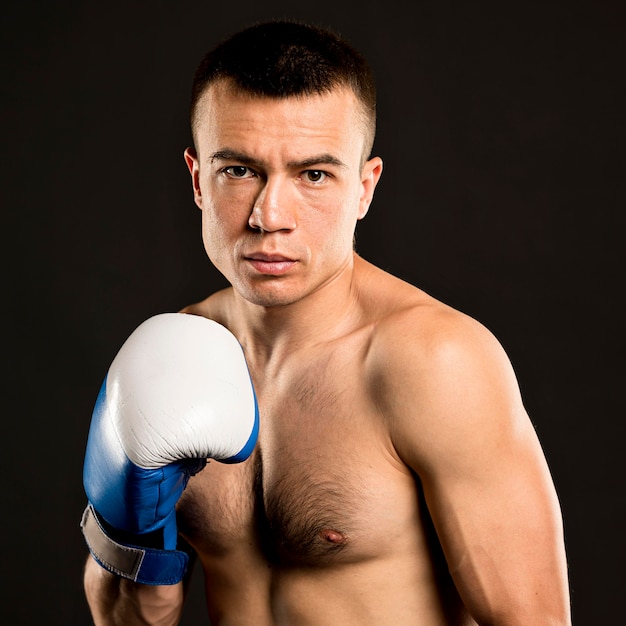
(245, 252), (296, 276)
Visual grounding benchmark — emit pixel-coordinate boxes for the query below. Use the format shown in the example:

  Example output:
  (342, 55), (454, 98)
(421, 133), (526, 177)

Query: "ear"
(184, 147), (203, 209)
(357, 157), (383, 220)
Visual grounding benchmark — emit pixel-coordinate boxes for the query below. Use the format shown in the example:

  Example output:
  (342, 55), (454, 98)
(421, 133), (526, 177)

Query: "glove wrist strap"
(80, 504), (188, 585)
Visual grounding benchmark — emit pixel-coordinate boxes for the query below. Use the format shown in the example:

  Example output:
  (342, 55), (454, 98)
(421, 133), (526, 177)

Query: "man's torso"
(177, 263), (473, 625)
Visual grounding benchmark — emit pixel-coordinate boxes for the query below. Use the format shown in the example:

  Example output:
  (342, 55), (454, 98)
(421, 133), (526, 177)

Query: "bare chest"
(178, 350), (420, 568)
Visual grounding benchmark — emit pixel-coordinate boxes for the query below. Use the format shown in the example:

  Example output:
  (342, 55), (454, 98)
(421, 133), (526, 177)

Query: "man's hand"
(81, 313), (258, 588)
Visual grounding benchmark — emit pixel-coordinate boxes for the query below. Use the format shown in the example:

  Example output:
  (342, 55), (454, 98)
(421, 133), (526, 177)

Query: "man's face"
(185, 80), (382, 308)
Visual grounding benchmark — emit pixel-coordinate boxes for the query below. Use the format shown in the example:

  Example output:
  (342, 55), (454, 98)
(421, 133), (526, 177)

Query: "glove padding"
(81, 313), (259, 584)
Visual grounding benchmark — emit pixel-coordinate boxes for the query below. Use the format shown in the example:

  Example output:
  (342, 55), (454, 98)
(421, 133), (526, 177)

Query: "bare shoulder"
(360, 266), (570, 623)
(361, 259), (507, 381)
(178, 287), (233, 325)
(372, 291), (512, 385)
(363, 270), (530, 474)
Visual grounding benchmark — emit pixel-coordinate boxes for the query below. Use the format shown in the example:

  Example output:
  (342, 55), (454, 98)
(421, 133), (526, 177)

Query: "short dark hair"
(190, 20), (377, 157)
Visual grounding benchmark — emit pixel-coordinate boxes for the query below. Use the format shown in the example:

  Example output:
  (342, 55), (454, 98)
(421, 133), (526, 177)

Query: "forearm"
(84, 556), (184, 626)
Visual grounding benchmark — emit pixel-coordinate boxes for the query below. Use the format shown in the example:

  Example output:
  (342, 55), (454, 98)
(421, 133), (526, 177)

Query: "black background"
(2, 1), (624, 624)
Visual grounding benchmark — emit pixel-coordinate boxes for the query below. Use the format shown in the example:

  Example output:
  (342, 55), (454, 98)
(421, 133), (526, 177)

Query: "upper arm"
(376, 311), (570, 625)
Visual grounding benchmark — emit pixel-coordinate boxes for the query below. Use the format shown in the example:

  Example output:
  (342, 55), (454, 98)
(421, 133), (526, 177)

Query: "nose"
(248, 177), (297, 233)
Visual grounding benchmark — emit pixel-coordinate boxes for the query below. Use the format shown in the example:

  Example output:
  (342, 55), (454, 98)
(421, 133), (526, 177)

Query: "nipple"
(319, 528), (347, 544)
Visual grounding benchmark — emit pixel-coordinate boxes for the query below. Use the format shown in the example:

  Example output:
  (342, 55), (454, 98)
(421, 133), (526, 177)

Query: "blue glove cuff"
(80, 504), (189, 585)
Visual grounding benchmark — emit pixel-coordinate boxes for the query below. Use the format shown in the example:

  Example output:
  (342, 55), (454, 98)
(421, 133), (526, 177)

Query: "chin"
(235, 281), (306, 308)
(243, 291), (302, 308)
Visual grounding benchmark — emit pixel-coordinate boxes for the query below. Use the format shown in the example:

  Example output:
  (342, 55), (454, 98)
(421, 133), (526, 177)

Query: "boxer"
(82, 21), (571, 625)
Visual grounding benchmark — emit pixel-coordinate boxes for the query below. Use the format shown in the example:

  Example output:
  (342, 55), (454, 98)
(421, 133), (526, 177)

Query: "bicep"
(382, 318), (570, 624)
(422, 425), (567, 624)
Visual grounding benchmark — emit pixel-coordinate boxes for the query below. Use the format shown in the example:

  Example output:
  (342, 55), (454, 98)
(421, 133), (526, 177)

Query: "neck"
(230, 253), (365, 365)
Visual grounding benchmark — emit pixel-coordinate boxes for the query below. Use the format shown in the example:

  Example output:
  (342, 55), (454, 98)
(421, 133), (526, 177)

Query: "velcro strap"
(80, 505), (188, 585)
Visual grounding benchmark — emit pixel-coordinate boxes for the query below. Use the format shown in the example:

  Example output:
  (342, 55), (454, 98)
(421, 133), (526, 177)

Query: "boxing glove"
(81, 313), (258, 585)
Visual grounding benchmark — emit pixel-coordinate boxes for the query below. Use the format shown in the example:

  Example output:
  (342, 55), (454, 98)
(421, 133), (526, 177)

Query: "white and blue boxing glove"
(81, 313), (258, 585)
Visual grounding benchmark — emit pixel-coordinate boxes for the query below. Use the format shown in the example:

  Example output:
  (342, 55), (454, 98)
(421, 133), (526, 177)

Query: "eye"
(222, 166), (255, 179)
(303, 170), (327, 183)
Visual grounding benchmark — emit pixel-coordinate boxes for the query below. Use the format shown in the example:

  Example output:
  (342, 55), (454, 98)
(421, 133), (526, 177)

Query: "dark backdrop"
(2, 1), (623, 624)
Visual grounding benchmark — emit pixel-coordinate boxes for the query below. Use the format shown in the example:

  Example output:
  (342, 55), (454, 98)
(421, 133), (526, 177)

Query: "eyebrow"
(209, 149), (347, 170)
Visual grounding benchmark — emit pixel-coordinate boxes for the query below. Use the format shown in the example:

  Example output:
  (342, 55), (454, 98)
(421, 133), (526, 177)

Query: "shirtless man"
(81, 21), (571, 625)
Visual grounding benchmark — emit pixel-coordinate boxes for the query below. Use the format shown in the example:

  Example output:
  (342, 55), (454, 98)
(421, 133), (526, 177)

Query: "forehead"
(193, 81), (367, 162)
